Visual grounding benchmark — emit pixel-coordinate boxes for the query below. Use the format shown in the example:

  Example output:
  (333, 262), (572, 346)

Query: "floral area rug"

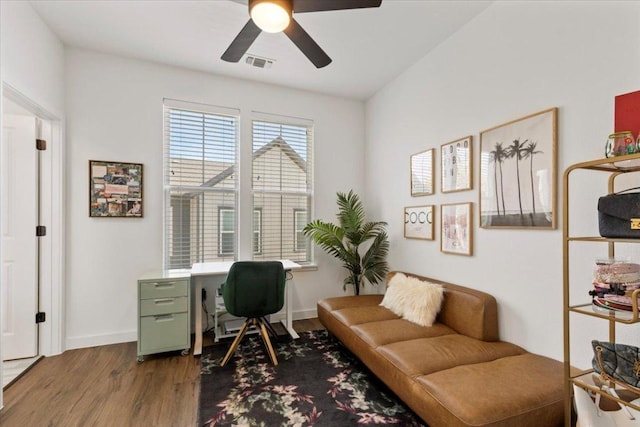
(198, 329), (427, 426)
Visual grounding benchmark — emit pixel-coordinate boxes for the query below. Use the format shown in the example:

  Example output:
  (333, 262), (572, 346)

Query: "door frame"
(1, 83), (65, 359)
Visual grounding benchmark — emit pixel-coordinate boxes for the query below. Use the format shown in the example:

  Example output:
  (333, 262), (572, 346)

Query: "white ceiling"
(29, 0), (492, 101)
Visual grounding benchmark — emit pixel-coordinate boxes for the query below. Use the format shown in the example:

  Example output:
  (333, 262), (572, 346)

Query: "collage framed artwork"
(410, 148), (434, 196)
(404, 205), (434, 240)
(440, 202), (473, 256)
(479, 107), (557, 229)
(441, 136), (472, 193)
(89, 160), (143, 217)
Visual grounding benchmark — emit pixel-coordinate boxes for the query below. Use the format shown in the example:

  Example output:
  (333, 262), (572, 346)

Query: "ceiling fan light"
(250, 0), (291, 33)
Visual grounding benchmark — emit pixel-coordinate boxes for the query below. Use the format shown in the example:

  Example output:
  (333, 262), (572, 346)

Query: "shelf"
(571, 371), (640, 413)
(568, 236), (640, 243)
(564, 153), (640, 174)
(563, 155), (640, 426)
(569, 303), (639, 323)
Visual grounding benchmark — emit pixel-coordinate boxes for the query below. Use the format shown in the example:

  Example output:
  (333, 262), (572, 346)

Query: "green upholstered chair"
(220, 261), (286, 366)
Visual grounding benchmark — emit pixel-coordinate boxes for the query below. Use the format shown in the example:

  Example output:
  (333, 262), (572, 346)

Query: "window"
(253, 209), (262, 254)
(217, 207), (262, 256)
(218, 207), (235, 256)
(252, 118), (313, 264)
(163, 102), (313, 269)
(294, 209), (307, 252)
(164, 101), (239, 269)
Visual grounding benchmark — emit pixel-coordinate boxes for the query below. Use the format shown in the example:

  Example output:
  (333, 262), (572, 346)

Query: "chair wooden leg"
(261, 316), (278, 338)
(258, 319), (278, 366)
(221, 319), (251, 367)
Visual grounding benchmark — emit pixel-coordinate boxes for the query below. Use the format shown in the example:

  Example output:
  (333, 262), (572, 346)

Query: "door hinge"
(36, 225), (46, 237)
(35, 312), (46, 323)
(36, 139), (47, 151)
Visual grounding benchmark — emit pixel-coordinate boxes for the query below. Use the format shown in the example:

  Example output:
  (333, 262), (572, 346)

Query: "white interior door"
(1, 113), (39, 361)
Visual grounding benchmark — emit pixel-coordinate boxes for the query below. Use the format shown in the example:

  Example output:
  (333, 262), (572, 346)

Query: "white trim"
(65, 330), (136, 351)
(163, 97), (240, 117)
(2, 83), (65, 357)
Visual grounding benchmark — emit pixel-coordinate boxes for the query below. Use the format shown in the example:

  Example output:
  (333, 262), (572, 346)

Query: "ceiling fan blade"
(221, 19), (262, 63)
(283, 18), (332, 68)
(292, 0), (381, 13)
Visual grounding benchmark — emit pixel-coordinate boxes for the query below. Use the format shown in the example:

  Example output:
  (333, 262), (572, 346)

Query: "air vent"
(245, 55), (274, 69)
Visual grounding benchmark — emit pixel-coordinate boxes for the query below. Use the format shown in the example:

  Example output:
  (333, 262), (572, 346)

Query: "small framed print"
(440, 203), (473, 256)
(89, 160), (143, 217)
(441, 136), (472, 193)
(410, 148), (434, 196)
(404, 205), (434, 240)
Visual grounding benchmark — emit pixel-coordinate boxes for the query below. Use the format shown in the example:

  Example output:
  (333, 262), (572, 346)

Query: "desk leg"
(280, 277), (299, 339)
(194, 276), (203, 357)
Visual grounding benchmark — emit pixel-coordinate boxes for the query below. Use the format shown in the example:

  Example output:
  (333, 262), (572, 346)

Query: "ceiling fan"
(222, 0), (382, 69)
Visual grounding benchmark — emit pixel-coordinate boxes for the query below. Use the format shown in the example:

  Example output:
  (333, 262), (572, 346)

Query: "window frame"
(163, 99), (240, 269)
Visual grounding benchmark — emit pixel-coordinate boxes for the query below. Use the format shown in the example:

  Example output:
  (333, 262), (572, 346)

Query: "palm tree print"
(522, 141), (542, 215)
(488, 142), (508, 215)
(507, 138), (528, 216)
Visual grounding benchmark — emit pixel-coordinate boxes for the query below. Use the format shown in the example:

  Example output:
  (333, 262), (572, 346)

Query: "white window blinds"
(252, 118), (313, 264)
(163, 101), (239, 269)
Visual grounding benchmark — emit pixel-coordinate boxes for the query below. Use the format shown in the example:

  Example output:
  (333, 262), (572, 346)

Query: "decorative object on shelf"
(440, 202), (473, 256)
(89, 160), (143, 217)
(598, 188), (640, 238)
(441, 136), (472, 193)
(410, 148), (434, 196)
(480, 107), (557, 229)
(303, 190), (389, 295)
(592, 340), (640, 392)
(615, 90), (640, 142)
(590, 259), (640, 314)
(404, 205), (434, 240)
(605, 131), (637, 158)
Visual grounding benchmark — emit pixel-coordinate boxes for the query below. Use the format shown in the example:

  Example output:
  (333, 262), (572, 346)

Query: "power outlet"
(202, 288), (207, 301)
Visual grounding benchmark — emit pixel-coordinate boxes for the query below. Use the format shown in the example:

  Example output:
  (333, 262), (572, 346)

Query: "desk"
(191, 260), (301, 357)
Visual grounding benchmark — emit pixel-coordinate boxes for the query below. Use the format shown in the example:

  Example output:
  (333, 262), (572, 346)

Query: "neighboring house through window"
(163, 101), (313, 269)
(252, 117), (313, 264)
(164, 100), (239, 269)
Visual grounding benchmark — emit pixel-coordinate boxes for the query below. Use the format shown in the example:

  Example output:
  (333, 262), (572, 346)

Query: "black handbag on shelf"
(592, 340), (640, 392)
(598, 187), (640, 238)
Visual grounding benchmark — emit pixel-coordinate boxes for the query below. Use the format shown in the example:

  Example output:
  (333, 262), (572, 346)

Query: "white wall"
(1, 1), (65, 118)
(0, 0), (66, 409)
(64, 48), (366, 349)
(365, 0), (640, 366)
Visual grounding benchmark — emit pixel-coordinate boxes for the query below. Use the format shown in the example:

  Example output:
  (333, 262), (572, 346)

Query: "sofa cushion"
(386, 272), (499, 341)
(377, 334), (526, 377)
(330, 306), (399, 326)
(317, 295), (382, 312)
(352, 319), (455, 348)
(380, 272), (444, 326)
(415, 353), (564, 427)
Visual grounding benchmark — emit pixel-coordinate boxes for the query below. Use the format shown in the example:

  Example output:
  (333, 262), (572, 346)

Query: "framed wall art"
(410, 148), (434, 196)
(479, 107), (557, 229)
(404, 205), (434, 240)
(440, 203), (473, 256)
(89, 160), (143, 217)
(441, 135), (472, 193)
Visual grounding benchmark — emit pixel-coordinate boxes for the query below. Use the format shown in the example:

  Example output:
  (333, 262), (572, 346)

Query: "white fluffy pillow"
(380, 273), (444, 327)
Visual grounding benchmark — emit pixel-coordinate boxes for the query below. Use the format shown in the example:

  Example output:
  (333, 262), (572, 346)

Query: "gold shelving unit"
(563, 153), (640, 426)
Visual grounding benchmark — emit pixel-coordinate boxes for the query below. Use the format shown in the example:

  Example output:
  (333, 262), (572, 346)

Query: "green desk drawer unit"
(137, 270), (191, 362)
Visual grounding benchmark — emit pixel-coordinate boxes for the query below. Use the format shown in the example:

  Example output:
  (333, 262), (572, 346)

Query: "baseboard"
(65, 330), (136, 351)
(269, 308), (317, 323)
(65, 309), (318, 350)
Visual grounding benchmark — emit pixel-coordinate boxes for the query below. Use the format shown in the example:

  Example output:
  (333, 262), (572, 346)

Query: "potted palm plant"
(303, 190), (389, 295)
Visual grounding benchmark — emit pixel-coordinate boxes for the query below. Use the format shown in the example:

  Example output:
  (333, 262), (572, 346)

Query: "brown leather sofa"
(317, 271), (564, 427)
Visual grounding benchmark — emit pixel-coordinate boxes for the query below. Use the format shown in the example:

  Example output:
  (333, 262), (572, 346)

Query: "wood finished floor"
(0, 318), (324, 427)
